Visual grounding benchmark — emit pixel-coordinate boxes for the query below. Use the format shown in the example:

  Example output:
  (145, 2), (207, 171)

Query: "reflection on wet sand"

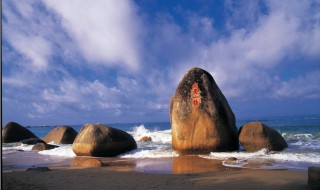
(172, 155), (227, 174)
(134, 155), (232, 174)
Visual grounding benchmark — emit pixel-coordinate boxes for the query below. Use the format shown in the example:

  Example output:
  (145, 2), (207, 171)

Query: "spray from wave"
(120, 125), (178, 158)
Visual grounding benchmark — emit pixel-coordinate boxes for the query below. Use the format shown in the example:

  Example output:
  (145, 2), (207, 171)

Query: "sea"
(2, 115), (320, 172)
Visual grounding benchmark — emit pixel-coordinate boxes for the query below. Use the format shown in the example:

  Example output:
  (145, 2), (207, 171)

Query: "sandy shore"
(2, 156), (309, 190)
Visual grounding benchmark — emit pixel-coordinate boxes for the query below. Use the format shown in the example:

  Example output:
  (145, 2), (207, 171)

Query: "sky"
(2, 0), (320, 126)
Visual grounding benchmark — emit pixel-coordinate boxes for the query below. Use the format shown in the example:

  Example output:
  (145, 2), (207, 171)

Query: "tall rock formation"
(170, 67), (239, 154)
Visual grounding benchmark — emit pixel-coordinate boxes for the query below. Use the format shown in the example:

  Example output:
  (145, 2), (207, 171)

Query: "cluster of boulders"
(2, 122), (137, 157)
(170, 67), (287, 154)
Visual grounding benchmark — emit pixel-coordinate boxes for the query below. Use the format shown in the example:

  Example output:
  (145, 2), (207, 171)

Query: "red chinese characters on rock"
(191, 83), (201, 106)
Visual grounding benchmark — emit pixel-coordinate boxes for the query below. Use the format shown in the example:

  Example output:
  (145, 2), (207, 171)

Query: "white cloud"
(273, 71), (320, 99)
(171, 0), (320, 100)
(42, 78), (124, 111)
(2, 76), (28, 87)
(3, 1), (54, 72)
(43, 0), (142, 71)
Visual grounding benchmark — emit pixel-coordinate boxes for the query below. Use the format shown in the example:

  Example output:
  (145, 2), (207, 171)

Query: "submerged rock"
(43, 125), (78, 144)
(239, 122), (288, 152)
(72, 124), (137, 157)
(2, 122), (38, 143)
(170, 67), (239, 154)
(32, 142), (59, 151)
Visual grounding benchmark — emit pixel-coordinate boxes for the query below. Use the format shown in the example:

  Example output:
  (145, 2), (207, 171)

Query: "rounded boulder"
(43, 125), (78, 144)
(72, 124), (137, 157)
(239, 122), (288, 152)
(2, 121), (38, 143)
(170, 67), (239, 154)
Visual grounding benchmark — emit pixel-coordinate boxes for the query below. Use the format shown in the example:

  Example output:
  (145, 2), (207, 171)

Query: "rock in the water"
(308, 167), (320, 190)
(26, 167), (51, 172)
(170, 67), (239, 154)
(139, 136), (152, 142)
(32, 142), (59, 151)
(72, 124), (137, 157)
(20, 138), (45, 145)
(225, 157), (237, 161)
(2, 122), (38, 143)
(239, 122), (288, 152)
(43, 125), (78, 144)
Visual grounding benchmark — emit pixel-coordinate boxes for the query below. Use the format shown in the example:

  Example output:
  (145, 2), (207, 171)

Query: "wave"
(120, 125), (177, 158)
(38, 144), (75, 157)
(119, 148), (178, 158)
(200, 148), (320, 168)
(2, 143), (33, 152)
(201, 148), (269, 160)
(282, 133), (320, 141)
(129, 124), (172, 144)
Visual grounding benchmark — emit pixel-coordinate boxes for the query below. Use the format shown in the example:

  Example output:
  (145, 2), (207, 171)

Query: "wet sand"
(2, 156), (309, 190)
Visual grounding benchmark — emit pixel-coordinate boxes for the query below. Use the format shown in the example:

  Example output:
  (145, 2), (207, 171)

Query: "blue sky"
(2, 0), (320, 126)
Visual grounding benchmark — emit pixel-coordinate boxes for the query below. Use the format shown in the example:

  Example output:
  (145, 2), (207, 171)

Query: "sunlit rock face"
(170, 67), (239, 154)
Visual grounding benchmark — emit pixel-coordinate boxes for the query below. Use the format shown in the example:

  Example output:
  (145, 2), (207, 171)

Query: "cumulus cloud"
(43, 0), (142, 71)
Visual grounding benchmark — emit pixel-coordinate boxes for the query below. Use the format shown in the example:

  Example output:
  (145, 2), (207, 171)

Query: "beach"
(3, 159), (309, 190)
(2, 116), (319, 189)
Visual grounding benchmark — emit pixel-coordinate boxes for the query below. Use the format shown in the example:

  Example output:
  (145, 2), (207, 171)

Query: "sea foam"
(129, 124), (172, 144)
(119, 125), (177, 158)
(38, 144), (76, 157)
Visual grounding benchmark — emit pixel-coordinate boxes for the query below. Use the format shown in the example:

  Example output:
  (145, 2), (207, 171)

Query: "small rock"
(32, 143), (59, 151)
(225, 157), (237, 161)
(139, 136), (152, 142)
(26, 167), (51, 172)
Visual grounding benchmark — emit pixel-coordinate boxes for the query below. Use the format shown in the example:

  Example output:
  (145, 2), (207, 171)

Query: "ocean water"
(2, 115), (320, 171)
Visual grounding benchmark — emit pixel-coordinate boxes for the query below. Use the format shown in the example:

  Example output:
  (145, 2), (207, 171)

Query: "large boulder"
(43, 125), (78, 144)
(72, 124), (137, 157)
(2, 122), (38, 143)
(170, 67), (239, 154)
(239, 122), (288, 152)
